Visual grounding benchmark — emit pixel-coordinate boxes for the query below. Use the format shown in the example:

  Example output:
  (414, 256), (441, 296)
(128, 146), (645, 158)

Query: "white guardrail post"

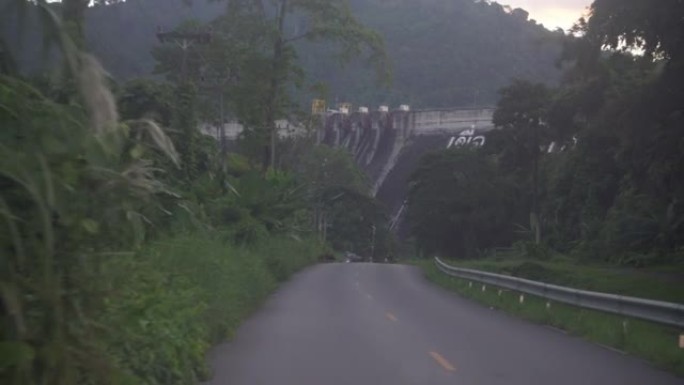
(433, 257), (684, 330)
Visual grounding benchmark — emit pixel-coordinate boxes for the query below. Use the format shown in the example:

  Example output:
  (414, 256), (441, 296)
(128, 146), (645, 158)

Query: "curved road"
(204, 263), (683, 385)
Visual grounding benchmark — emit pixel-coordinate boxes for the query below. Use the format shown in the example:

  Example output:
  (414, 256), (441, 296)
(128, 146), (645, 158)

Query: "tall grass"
(98, 234), (325, 385)
(0, 75), (326, 384)
(0, 44), (323, 385)
(1, 5), (329, 385)
(0, 73), (142, 385)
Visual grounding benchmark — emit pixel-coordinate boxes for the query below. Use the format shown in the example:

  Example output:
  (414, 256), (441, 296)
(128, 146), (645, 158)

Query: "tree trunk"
(532, 123), (541, 244)
(263, 0), (288, 173)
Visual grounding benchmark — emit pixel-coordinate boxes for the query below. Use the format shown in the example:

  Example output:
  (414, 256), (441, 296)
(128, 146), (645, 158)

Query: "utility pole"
(156, 27), (212, 178)
(158, 27), (233, 156)
(220, 91), (225, 154)
(156, 27), (212, 81)
(532, 120), (541, 244)
(370, 224), (376, 263)
(199, 75), (232, 155)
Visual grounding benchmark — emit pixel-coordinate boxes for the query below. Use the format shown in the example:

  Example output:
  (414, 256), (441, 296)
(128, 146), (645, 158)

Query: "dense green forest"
(1, 0), (562, 108)
(408, 0), (684, 266)
(3, 0), (683, 383)
(303, 0), (563, 106)
(0, 0), (391, 384)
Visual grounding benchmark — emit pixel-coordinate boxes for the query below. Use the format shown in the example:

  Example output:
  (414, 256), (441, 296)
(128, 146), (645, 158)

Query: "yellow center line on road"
(429, 351), (456, 372)
(385, 312), (398, 322)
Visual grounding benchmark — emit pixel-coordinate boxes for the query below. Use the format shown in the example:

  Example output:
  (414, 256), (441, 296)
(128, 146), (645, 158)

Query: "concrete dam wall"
(317, 107), (496, 235)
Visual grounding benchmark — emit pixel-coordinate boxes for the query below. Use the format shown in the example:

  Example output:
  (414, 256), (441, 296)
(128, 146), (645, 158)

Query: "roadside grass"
(100, 233), (326, 385)
(448, 257), (684, 303)
(415, 260), (684, 377)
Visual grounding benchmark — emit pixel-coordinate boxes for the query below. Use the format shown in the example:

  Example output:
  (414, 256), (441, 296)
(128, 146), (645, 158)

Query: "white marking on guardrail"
(597, 343), (627, 355)
(429, 351), (456, 372)
(519, 294), (525, 304)
(482, 285), (486, 292)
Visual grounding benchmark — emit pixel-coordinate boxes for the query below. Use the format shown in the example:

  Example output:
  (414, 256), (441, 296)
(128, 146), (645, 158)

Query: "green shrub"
(99, 254), (210, 385)
(505, 261), (553, 281)
(513, 240), (552, 261)
(97, 233), (324, 385)
(0, 73), (180, 385)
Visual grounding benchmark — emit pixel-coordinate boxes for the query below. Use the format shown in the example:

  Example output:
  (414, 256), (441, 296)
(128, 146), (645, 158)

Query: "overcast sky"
(503, 0), (592, 30)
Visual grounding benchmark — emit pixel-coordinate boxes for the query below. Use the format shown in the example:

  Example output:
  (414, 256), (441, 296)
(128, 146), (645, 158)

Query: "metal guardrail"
(434, 257), (684, 329)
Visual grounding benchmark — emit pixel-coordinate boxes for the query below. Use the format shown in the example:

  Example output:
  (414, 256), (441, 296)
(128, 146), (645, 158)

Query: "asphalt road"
(204, 263), (684, 385)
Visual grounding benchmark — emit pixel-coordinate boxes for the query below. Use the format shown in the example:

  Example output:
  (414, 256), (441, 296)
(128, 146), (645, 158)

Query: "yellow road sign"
(311, 99), (326, 115)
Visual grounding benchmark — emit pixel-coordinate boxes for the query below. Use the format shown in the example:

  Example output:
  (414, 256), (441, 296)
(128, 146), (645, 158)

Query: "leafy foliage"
(2, 0), (563, 108)
(99, 234), (324, 385)
(117, 79), (174, 125)
(0, 2), (362, 385)
(292, 144), (392, 257)
(407, 0), (684, 266)
(0, 60), (331, 385)
(0, 64), (180, 383)
(407, 149), (516, 259)
(583, 0), (684, 61)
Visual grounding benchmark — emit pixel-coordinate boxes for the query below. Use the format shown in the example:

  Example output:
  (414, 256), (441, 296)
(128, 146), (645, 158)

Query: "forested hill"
(0, 0), (223, 74)
(83, 0), (225, 79)
(2, 0), (563, 107)
(303, 0), (564, 107)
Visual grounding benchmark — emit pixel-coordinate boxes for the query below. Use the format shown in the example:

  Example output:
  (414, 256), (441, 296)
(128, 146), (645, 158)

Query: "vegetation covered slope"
(301, 0), (563, 106)
(0, 1), (392, 384)
(2, 0), (563, 107)
(0, 53), (329, 385)
(406, 0), (684, 268)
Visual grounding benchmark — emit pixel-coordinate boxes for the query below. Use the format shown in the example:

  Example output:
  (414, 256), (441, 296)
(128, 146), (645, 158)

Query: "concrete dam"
(316, 107), (496, 235)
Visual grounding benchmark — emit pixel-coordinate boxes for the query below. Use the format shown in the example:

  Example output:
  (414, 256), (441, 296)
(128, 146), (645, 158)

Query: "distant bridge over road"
(317, 106), (496, 236)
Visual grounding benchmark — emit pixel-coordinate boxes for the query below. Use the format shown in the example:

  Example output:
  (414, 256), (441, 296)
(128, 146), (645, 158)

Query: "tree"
(577, 0), (684, 113)
(541, 131), (622, 251)
(210, 0), (389, 172)
(295, 144), (368, 195)
(152, 10), (269, 164)
(584, 0), (684, 62)
(493, 80), (551, 244)
(322, 186), (390, 258)
(407, 149), (516, 259)
(398, 0), (684, 265)
(294, 144), (369, 241)
(117, 79), (174, 125)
